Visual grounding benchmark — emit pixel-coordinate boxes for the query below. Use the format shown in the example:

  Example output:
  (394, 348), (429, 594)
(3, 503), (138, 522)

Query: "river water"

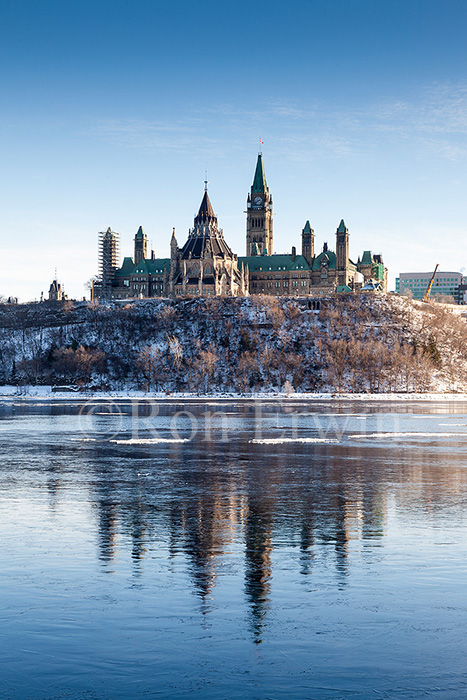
(1, 398), (467, 699)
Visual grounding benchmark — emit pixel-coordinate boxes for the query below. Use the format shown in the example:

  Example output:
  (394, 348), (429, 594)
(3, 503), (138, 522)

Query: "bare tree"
(236, 351), (259, 393)
(137, 346), (162, 392)
(259, 346), (277, 388)
(194, 348), (218, 394)
(397, 343), (417, 393)
(52, 347), (77, 382)
(75, 346), (105, 389)
(167, 335), (183, 390)
(324, 339), (349, 393)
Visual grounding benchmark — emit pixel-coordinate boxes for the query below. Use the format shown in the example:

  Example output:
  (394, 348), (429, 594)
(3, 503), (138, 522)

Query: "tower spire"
(252, 153), (267, 193)
(336, 219), (350, 287)
(195, 188), (216, 226)
(246, 153), (273, 256)
(134, 225), (147, 264)
(301, 220), (315, 266)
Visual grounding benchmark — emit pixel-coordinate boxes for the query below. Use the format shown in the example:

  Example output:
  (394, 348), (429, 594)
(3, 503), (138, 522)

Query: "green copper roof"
(312, 250), (337, 270)
(337, 219), (347, 233)
(134, 259), (150, 274)
(303, 220), (312, 233)
(361, 250), (374, 265)
(116, 257), (136, 277)
(251, 154), (267, 193)
(115, 257), (170, 277)
(135, 226), (145, 239)
(145, 259), (171, 274)
(336, 285), (352, 293)
(238, 253), (311, 272)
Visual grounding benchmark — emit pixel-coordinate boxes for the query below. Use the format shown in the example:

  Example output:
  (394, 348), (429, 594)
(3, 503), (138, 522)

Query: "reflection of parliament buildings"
(96, 155), (388, 300)
(91, 438), (387, 644)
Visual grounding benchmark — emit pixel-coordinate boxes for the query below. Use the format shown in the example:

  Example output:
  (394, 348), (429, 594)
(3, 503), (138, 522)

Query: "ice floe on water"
(92, 412), (123, 415)
(110, 438), (190, 445)
(349, 432), (461, 439)
(249, 437), (339, 444)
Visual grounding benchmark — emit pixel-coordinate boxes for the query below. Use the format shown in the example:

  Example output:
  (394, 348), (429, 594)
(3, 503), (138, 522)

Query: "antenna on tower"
(204, 169), (209, 192)
(259, 138), (264, 154)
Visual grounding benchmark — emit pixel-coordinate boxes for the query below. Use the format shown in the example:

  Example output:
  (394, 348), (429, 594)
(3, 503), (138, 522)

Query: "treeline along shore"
(0, 294), (465, 394)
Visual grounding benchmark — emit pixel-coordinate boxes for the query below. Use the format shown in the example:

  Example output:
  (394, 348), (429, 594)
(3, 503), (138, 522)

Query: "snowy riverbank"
(2, 295), (467, 394)
(2, 385), (467, 403)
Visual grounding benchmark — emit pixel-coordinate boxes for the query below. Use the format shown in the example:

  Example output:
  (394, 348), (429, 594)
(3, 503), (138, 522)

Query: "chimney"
(151, 250), (155, 261)
(291, 246), (296, 261)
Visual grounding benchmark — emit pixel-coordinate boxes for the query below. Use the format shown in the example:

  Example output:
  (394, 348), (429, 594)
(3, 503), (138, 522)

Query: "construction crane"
(422, 264), (439, 303)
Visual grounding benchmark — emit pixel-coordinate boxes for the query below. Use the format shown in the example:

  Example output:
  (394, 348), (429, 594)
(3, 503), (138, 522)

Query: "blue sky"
(1, 0), (467, 300)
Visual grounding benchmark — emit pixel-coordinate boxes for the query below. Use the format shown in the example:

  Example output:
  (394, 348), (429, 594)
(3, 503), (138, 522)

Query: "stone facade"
(246, 154), (273, 256)
(239, 155), (388, 296)
(169, 187), (247, 298)
(96, 155), (387, 300)
(48, 278), (66, 301)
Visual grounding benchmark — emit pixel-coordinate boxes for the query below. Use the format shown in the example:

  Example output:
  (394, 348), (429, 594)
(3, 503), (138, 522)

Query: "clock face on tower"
(253, 196), (262, 206)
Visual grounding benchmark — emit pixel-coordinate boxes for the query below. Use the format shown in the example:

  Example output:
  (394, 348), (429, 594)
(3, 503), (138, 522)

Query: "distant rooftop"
(398, 271), (462, 277)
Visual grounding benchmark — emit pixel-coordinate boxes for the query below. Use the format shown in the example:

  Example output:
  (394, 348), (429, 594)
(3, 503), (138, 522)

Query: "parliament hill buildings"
(96, 155), (388, 300)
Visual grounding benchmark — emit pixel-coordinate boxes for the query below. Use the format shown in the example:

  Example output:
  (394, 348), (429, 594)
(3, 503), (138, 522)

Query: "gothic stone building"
(238, 154), (388, 296)
(47, 277), (67, 301)
(104, 187), (246, 300)
(98, 154), (387, 300)
(169, 186), (247, 297)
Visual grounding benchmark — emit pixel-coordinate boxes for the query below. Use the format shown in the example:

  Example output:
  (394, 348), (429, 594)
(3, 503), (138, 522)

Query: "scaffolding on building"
(98, 227), (120, 299)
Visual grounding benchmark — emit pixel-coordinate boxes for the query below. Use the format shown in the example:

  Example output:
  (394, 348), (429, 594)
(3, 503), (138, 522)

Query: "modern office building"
(396, 271), (464, 302)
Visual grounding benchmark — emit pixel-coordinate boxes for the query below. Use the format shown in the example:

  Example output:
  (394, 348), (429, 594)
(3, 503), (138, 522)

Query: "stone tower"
(48, 276), (64, 301)
(301, 220), (315, 267)
(246, 154), (273, 256)
(134, 226), (147, 265)
(336, 219), (350, 286)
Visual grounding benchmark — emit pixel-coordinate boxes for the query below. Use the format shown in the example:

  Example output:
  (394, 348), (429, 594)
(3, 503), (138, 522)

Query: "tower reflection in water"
(4, 399), (467, 700)
(86, 437), (396, 643)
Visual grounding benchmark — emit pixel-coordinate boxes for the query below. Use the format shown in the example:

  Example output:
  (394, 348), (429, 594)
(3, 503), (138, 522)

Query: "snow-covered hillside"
(0, 294), (466, 394)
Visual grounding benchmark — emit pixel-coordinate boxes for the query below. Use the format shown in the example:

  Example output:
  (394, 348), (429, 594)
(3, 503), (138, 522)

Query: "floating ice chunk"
(110, 438), (190, 444)
(249, 437), (339, 444)
(349, 432), (460, 439)
(92, 412), (122, 415)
